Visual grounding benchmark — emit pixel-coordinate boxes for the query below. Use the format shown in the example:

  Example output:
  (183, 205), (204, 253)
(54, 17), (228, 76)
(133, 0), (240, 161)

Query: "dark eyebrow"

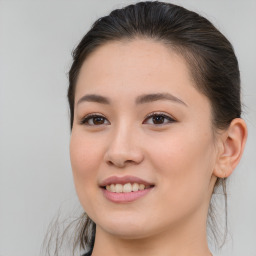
(77, 93), (187, 106)
(135, 93), (187, 106)
(77, 94), (110, 105)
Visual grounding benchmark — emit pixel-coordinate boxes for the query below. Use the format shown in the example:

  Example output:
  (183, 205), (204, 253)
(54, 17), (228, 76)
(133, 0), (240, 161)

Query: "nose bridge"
(104, 119), (144, 167)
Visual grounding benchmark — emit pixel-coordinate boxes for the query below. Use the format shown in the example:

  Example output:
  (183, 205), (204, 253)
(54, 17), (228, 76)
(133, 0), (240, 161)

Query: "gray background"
(0, 1), (255, 255)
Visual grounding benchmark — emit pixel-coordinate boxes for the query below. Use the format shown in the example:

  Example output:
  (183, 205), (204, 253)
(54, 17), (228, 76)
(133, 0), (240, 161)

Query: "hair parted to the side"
(44, 1), (242, 255)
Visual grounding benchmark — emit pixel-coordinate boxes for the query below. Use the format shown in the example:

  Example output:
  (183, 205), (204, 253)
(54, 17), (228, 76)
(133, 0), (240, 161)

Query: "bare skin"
(70, 39), (247, 256)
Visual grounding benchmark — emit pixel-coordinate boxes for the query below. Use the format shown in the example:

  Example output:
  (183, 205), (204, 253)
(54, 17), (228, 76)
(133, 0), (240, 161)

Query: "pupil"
(153, 115), (164, 124)
(94, 117), (104, 124)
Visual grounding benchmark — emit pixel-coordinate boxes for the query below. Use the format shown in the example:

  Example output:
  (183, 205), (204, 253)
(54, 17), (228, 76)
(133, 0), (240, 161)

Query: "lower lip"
(101, 187), (154, 203)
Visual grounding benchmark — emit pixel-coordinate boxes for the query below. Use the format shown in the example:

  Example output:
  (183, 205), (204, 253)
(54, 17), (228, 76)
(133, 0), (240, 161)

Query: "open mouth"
(101, 184), (155, 203)
(101, 183), (155, 193)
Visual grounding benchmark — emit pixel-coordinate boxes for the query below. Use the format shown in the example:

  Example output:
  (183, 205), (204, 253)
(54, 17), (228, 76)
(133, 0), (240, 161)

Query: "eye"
(143, 112), (176, 125)
(80, 114), (110, 126)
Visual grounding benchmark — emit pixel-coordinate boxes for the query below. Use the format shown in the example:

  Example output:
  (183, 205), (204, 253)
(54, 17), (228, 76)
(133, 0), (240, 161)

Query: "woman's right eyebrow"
(77, 94), (110, 105)
(76, 93), (187, 107)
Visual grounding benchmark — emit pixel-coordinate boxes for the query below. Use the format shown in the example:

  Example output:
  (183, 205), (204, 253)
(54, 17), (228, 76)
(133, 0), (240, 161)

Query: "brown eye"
(92, 116), (105, 125)
(80, 114), (110, 126)
(143, 113), (176, 125)
(152, 115), (165, 124)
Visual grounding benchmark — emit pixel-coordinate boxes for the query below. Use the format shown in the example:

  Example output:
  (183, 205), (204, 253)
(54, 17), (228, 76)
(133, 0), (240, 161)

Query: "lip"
(99, 175), (154, 187)
(101, 186), (154, 203)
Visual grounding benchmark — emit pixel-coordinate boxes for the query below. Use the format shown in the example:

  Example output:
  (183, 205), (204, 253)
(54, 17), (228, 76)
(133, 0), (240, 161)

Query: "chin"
(106, 227), (152, 240)
(98, 218), (152, 239)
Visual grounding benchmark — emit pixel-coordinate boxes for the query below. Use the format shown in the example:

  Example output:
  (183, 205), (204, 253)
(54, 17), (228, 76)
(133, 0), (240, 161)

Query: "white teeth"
(123, 183), (132, 192)
(105, 183), (149, 193)
(132, 183), (139, 191)
(115, 184), (123, 193)
(110, 184), (116, 192)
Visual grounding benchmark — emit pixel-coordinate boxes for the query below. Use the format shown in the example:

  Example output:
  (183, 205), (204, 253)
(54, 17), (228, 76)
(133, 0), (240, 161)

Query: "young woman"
(53, 1), (248, 255)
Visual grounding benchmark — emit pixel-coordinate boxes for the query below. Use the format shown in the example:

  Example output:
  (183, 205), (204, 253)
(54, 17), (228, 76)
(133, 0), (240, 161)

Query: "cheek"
(69, 131), (103, 200)
(148, 127), (215, 205)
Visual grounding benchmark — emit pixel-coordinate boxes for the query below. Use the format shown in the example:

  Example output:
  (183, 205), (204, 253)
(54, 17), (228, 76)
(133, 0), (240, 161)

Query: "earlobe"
(213, 118), (247, 178)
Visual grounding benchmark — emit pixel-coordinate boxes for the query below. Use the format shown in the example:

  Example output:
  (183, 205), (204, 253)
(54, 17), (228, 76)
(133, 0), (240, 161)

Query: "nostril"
(106, 160), (113, 165)
(104, 149), (144, 167)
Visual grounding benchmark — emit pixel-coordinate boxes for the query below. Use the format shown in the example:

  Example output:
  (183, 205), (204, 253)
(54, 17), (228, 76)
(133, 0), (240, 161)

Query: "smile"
(105, 183), (153, 193)
(99, 175), (155, 203)
(101, 185), (154, 203)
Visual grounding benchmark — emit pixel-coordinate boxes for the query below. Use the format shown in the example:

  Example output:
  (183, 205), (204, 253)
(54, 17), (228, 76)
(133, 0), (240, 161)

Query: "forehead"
(75, 38), (210, 110)
(78, 39), (191, 82)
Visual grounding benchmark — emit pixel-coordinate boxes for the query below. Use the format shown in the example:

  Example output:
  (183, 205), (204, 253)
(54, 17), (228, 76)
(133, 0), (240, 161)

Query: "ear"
(213, 118), (248, 178)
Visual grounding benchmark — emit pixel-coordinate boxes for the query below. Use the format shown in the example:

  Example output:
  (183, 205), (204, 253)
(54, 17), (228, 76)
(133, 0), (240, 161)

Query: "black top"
(82, 248), (214, 255)
(82, 249), (93, 256)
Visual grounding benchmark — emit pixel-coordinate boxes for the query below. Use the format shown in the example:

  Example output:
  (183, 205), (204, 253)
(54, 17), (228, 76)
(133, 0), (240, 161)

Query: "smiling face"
(70, 39), (218, 239)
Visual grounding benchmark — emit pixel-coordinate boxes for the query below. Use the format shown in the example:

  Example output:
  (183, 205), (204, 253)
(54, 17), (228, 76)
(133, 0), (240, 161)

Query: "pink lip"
(99, 175), (155, 203)
(99, 175), (154, 187)
(101, 187), (154, 203)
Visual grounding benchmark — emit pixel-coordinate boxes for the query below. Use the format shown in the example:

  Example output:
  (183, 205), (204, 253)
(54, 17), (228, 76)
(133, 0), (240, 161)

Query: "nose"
(103, 125), (144, 168)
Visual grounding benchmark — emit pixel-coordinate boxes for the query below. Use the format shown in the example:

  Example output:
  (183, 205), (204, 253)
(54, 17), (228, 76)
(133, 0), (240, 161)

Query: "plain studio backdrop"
(0, 1), (255, 256)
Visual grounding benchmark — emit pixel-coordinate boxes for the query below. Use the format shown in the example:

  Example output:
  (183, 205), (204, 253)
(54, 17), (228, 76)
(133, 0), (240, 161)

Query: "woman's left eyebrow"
(77, 92), (187, 107)
(136, 93), (187, 106)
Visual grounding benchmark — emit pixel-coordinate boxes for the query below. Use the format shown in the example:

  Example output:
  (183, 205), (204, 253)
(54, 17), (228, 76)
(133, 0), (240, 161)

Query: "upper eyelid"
(84, 113), (106, 118)
(144, 111), (176, 121)
(83, 111), (174, 119)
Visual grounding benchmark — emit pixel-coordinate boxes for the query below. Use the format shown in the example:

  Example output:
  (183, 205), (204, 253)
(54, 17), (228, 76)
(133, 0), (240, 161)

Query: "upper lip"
(99, 175), (154, 187)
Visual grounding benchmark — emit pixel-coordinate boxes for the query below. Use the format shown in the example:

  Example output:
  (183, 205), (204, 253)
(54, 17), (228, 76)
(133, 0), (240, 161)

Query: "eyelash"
(80, 114), (109, 126)
(80, 112), (176, 126)
(144, 112), (176, 125)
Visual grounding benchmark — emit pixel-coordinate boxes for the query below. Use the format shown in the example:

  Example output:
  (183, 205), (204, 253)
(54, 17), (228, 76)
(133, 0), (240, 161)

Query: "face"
(70, 39), (218, 239)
